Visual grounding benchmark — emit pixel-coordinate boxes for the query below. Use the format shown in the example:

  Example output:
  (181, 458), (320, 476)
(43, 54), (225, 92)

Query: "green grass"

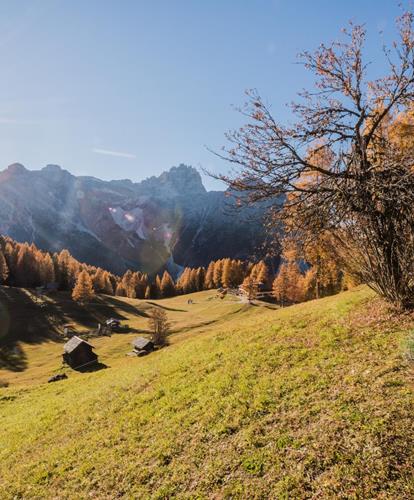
(0, 287), (413, 498)
(0, 288), (248, 386)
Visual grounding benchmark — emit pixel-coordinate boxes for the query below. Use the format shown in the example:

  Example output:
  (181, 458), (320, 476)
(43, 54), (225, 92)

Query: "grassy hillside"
(1, 287), (413, 498)
(0, 287), (250, 386)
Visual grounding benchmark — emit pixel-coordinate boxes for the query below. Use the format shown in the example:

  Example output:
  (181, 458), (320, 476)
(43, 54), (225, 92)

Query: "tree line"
(0, 234), (349, 306)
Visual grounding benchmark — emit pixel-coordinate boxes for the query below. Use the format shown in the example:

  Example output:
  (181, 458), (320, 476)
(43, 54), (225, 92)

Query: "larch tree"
(213, 259), (224, 288)
(222, 258), (233, 288)
(115, 282), (127, 297)
(272, 264), (290, 307)
(40, 253), (55, 285)
(204, 262), (215, 289)
(160, 271), (176, 298)
(240, 275), (259, 302)
(72, 270), (95, 303)
(102, 271), (114, 295)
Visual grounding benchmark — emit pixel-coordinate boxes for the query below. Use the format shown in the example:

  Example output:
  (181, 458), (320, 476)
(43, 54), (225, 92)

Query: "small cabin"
(106, 318), (121, 330)
(132, 337), (154, 356)
(63, 336), (98, 369)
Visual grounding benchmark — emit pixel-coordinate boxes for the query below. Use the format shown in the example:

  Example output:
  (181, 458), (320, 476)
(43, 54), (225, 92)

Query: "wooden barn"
(63, 336), (98, 369)
(132, 337), (154, 356)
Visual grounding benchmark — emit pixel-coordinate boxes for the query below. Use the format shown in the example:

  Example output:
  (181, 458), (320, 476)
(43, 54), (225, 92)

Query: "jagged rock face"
(0, 163), (267, 275)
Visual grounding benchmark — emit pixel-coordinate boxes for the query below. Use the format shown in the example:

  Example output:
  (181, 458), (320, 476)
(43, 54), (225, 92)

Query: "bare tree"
(212, 11), (414, 310)
(148, 308), (170, 346)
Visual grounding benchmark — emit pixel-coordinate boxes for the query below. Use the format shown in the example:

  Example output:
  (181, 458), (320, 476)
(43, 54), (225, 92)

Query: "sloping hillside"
(0, 287), (247, 386)
(0, 288), (413, 498)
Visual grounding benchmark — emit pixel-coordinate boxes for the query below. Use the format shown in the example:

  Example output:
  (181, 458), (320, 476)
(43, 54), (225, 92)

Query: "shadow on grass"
(0, 287), (64, 371)
(104, 296), (151, 318)
(145, 301), (187, 312)
(0, 344), (27, 372)
(74, 361), (108, 373)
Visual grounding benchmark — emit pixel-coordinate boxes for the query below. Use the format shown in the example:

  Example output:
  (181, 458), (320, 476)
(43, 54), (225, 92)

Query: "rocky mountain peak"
(139, 164), (206, 197)
(6, 163), (27, 175)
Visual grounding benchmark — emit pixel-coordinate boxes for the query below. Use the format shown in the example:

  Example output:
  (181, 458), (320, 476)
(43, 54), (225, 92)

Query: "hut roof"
(132, 337), (154, 350)
(106, 318), (121, 325)
(64, 336), (94, 354)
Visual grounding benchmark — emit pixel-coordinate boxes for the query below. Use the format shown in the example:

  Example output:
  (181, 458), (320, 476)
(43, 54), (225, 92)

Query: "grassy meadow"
(0, 286), (413, 498)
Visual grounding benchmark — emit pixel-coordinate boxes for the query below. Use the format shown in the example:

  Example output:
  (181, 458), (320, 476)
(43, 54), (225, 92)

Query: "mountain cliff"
(0, 163), (266, 274)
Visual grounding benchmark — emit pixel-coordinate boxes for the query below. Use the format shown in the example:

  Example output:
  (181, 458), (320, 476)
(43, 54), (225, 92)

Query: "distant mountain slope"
(0, 163), (266, 274)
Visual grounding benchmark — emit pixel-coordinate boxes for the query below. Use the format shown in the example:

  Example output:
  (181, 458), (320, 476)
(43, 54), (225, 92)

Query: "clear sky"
(0, 0), (403, 189)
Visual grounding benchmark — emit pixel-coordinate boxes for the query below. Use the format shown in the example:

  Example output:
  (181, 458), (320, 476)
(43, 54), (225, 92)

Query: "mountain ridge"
(0, 163), (266, 275)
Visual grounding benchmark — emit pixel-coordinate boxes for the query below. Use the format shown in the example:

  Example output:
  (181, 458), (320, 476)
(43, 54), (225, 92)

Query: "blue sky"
(0, 1), (402, 189)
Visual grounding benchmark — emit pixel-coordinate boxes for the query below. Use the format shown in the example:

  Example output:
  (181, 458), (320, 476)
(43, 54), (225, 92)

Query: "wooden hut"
(106, 318), (121, 331)
(63, 336), (98, 369)
(131, 337), (154, 356)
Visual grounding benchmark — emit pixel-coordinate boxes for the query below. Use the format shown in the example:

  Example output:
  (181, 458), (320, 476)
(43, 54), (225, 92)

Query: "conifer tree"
(145, 285), (151, 299)
(189, 268), (198, 292)
(40, 253), (55, 285)
(72, 270), (94, 303)
(272, 264), (290, 306)
(286, 260), (304, 303)
(115, 282), (127, 297)
(255, 261), (269, 288)
(240, 275), (258, 302)
(92, 268), (105, 292)
(160, 270), (176, 297)
(204, 261), (215, 289)
(0, 250), (8, 284)
(150, 278), (161, 299)
(222, 258), (233, 288)
(213, 259), (224, 287)
(16, 243), (38, 287)
(232, 260), (245, 287)
(196, 267), (205, 291)
(102, 271), (114, 295)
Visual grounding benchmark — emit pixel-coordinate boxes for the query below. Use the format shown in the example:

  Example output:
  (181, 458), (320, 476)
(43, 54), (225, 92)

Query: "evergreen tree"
(145, 285), (151, 299)
(72, 270), (94, 303)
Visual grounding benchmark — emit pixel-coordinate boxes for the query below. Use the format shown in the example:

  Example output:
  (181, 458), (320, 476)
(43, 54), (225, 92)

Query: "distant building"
(63, 336), (98, 369)
(106, 318), (121, 330)
(131, 337), (154, 356)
